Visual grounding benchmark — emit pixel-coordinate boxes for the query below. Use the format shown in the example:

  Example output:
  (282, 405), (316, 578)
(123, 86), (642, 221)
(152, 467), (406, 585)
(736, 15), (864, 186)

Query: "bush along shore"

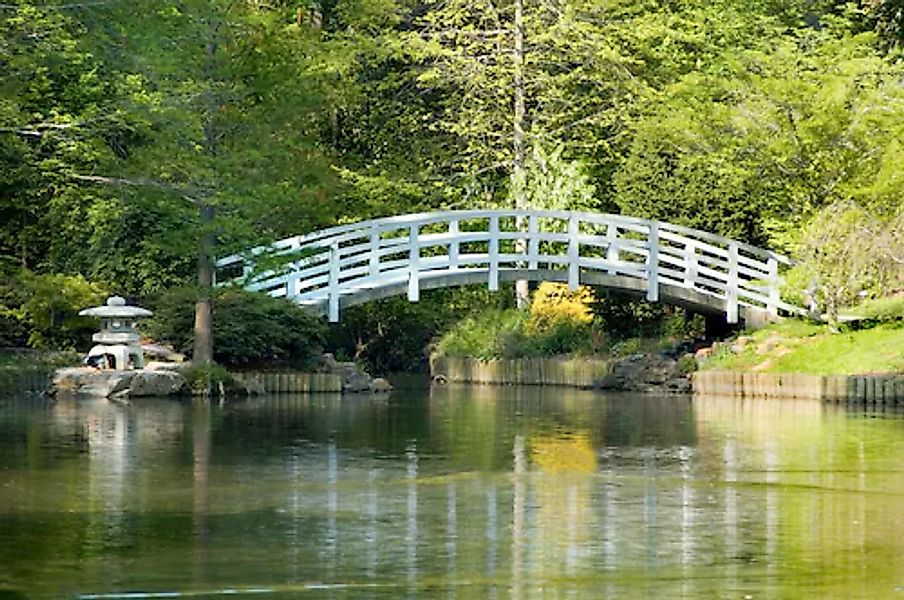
(431, 289), (904, 397)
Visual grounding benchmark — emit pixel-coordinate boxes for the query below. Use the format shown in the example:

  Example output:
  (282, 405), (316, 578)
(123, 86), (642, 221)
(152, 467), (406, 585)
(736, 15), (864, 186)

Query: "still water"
(1, 386), (904, 598)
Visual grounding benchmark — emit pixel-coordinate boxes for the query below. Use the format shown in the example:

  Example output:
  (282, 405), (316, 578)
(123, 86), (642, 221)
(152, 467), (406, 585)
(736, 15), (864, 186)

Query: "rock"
(369, 378), (392, 393)
(695, 347), (713, 361)
(596, 353), (690, 394)
(53, 367), (134, 397)
(127, 370), (187, 397)
(729, 344), (745, 354)
(319, 352), (378, 393)
(144, 361), (183, 372)
(343, 370), (372, 393)
(141, 344), (185, 363)
(595, 373), (623, 390)
(52, 367), (187, 398)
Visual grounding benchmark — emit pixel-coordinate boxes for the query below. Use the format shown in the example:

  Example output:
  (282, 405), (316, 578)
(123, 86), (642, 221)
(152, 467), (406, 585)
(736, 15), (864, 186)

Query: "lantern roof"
(79, 295), (153, 318)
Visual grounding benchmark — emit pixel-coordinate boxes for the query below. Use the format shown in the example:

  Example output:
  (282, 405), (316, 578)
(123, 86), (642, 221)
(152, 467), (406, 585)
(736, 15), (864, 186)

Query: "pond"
(1, 386), (903, 598)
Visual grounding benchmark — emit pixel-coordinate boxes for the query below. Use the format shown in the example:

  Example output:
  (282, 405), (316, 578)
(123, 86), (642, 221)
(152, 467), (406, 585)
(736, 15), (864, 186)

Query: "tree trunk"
(193, 203), (215, 365)
(193, 24), (219, 367)
(512, 0), (530, 309)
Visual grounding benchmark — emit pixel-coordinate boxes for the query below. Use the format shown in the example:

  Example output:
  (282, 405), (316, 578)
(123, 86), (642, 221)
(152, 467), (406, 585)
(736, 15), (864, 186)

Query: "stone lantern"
(79, 295), (153, 370)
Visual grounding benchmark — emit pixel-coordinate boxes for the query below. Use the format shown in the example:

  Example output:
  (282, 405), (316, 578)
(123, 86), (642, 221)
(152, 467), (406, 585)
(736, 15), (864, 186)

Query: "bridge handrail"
(218, 209), (802, 323)
(216, 210), (792, 269)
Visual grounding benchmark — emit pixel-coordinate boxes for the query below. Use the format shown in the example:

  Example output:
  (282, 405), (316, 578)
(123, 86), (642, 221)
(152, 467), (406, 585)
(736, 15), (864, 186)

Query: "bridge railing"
(216, 210), (800, 323)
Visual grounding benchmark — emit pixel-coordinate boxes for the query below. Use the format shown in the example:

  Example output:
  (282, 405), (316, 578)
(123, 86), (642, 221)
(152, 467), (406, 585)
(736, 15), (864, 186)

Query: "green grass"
(702, 320), (904, 375)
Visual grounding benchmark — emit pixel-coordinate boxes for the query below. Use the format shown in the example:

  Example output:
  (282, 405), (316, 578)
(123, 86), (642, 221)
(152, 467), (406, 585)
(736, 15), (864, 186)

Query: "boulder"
(320, 353), (376, 393)
(127, 370), (187, 397)
(52, 367), (187, 398)
(369, 378), (393, 393)
(594, 353), (690, 394)
(53, 367), (134, 397)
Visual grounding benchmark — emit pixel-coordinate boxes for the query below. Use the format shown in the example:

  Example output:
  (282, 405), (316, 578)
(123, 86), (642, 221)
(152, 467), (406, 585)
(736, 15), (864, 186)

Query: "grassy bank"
(701, 320), (904, 375)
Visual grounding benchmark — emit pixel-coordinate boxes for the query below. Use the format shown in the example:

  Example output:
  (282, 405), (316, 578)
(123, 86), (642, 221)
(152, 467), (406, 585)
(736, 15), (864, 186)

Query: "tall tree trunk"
(193, 21), (220, 367)
(513, 0), (530, 308)
(193, 203), (215, 365)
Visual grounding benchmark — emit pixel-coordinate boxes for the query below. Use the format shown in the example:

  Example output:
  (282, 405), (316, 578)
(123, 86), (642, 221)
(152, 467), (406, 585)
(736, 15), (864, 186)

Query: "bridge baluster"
(568, 215), (579, 291)
(448, 219), (459, 270)
(726, 242), (739, 324)
(646, 222), (660, 302)
(683, 241), (698, 289)
(328, 242), (340, 323)
(606, 223), (618, 275)
(408, 225), (420, 302)
(489, 215), (500, 291)
(528, 215), (539, 270)
(767, 257), (779, 317)
(369, 225), (380, 277)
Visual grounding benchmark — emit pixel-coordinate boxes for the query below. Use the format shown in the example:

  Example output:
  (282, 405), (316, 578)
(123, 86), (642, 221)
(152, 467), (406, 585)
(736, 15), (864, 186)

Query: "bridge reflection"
(2, 391), (904, 596)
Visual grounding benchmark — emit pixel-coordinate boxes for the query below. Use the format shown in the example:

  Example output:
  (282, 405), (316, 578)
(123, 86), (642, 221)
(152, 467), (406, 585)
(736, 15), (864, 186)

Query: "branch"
(0, 1), (121, 9)
(70, 173), (200, 204)
(0, 123), (75, 137)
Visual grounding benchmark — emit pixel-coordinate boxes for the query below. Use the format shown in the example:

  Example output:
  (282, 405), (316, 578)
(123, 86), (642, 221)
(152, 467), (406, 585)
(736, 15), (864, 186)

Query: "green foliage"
(326, 287), (504, 374)
(794, 201), (903, 325)
(1, 271), (107, 351)
(850, 296), (904, 323)
(179, 362), (235, 396)
(145, 288), (325, 368)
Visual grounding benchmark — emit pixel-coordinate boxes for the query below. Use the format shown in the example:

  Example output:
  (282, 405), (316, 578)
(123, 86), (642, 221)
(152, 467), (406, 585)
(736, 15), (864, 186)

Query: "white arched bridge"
(216, 210), (804, 324)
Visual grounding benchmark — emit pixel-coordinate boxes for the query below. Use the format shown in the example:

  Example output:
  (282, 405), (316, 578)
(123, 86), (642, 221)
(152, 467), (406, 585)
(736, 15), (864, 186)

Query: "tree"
(614, 14), (904, 248)
(797, 201), (904, 327)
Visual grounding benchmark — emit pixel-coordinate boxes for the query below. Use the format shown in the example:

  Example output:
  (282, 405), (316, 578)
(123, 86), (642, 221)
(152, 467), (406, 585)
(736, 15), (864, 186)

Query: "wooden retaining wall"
(0, 368), (52, 394)
(693, 371), (904, 404)
(430, 355), (611, 387)
(231, 371), (342, 394)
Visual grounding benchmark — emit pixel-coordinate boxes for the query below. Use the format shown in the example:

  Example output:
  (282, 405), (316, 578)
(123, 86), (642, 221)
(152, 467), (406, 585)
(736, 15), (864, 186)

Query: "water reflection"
(1, 389), (904, 597)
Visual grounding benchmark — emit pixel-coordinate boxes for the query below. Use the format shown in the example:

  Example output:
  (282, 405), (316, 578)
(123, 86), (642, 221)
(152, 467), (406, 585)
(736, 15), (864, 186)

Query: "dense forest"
(1, 0), (902, 370)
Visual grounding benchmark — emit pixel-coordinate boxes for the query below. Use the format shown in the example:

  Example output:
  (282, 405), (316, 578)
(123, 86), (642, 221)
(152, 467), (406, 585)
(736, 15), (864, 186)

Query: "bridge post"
(568, 215), (579, 291)
(489, 215), (499, 291)
(606, 222), (618, 275)
(328, 243), (340, 323)
(369, 225), (380, 277)
(408, 225), (420, 302)
(448, 220), (459, 269)
(528, 214), (539, 270)
(683, 241), (698, 289)
(727, 242), (739, 324)
(767, 257), (779, 317)
(646, 222), (659, 302)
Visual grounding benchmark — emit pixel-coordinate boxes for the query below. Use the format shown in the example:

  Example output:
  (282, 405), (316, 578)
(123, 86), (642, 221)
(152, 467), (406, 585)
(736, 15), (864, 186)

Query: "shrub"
(854, 295), (904, 324)
(145, 287), (325, 368)
(179, 362), (235, 396)
(1, 271), (107, 351)
(528, 283), (595, 332)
